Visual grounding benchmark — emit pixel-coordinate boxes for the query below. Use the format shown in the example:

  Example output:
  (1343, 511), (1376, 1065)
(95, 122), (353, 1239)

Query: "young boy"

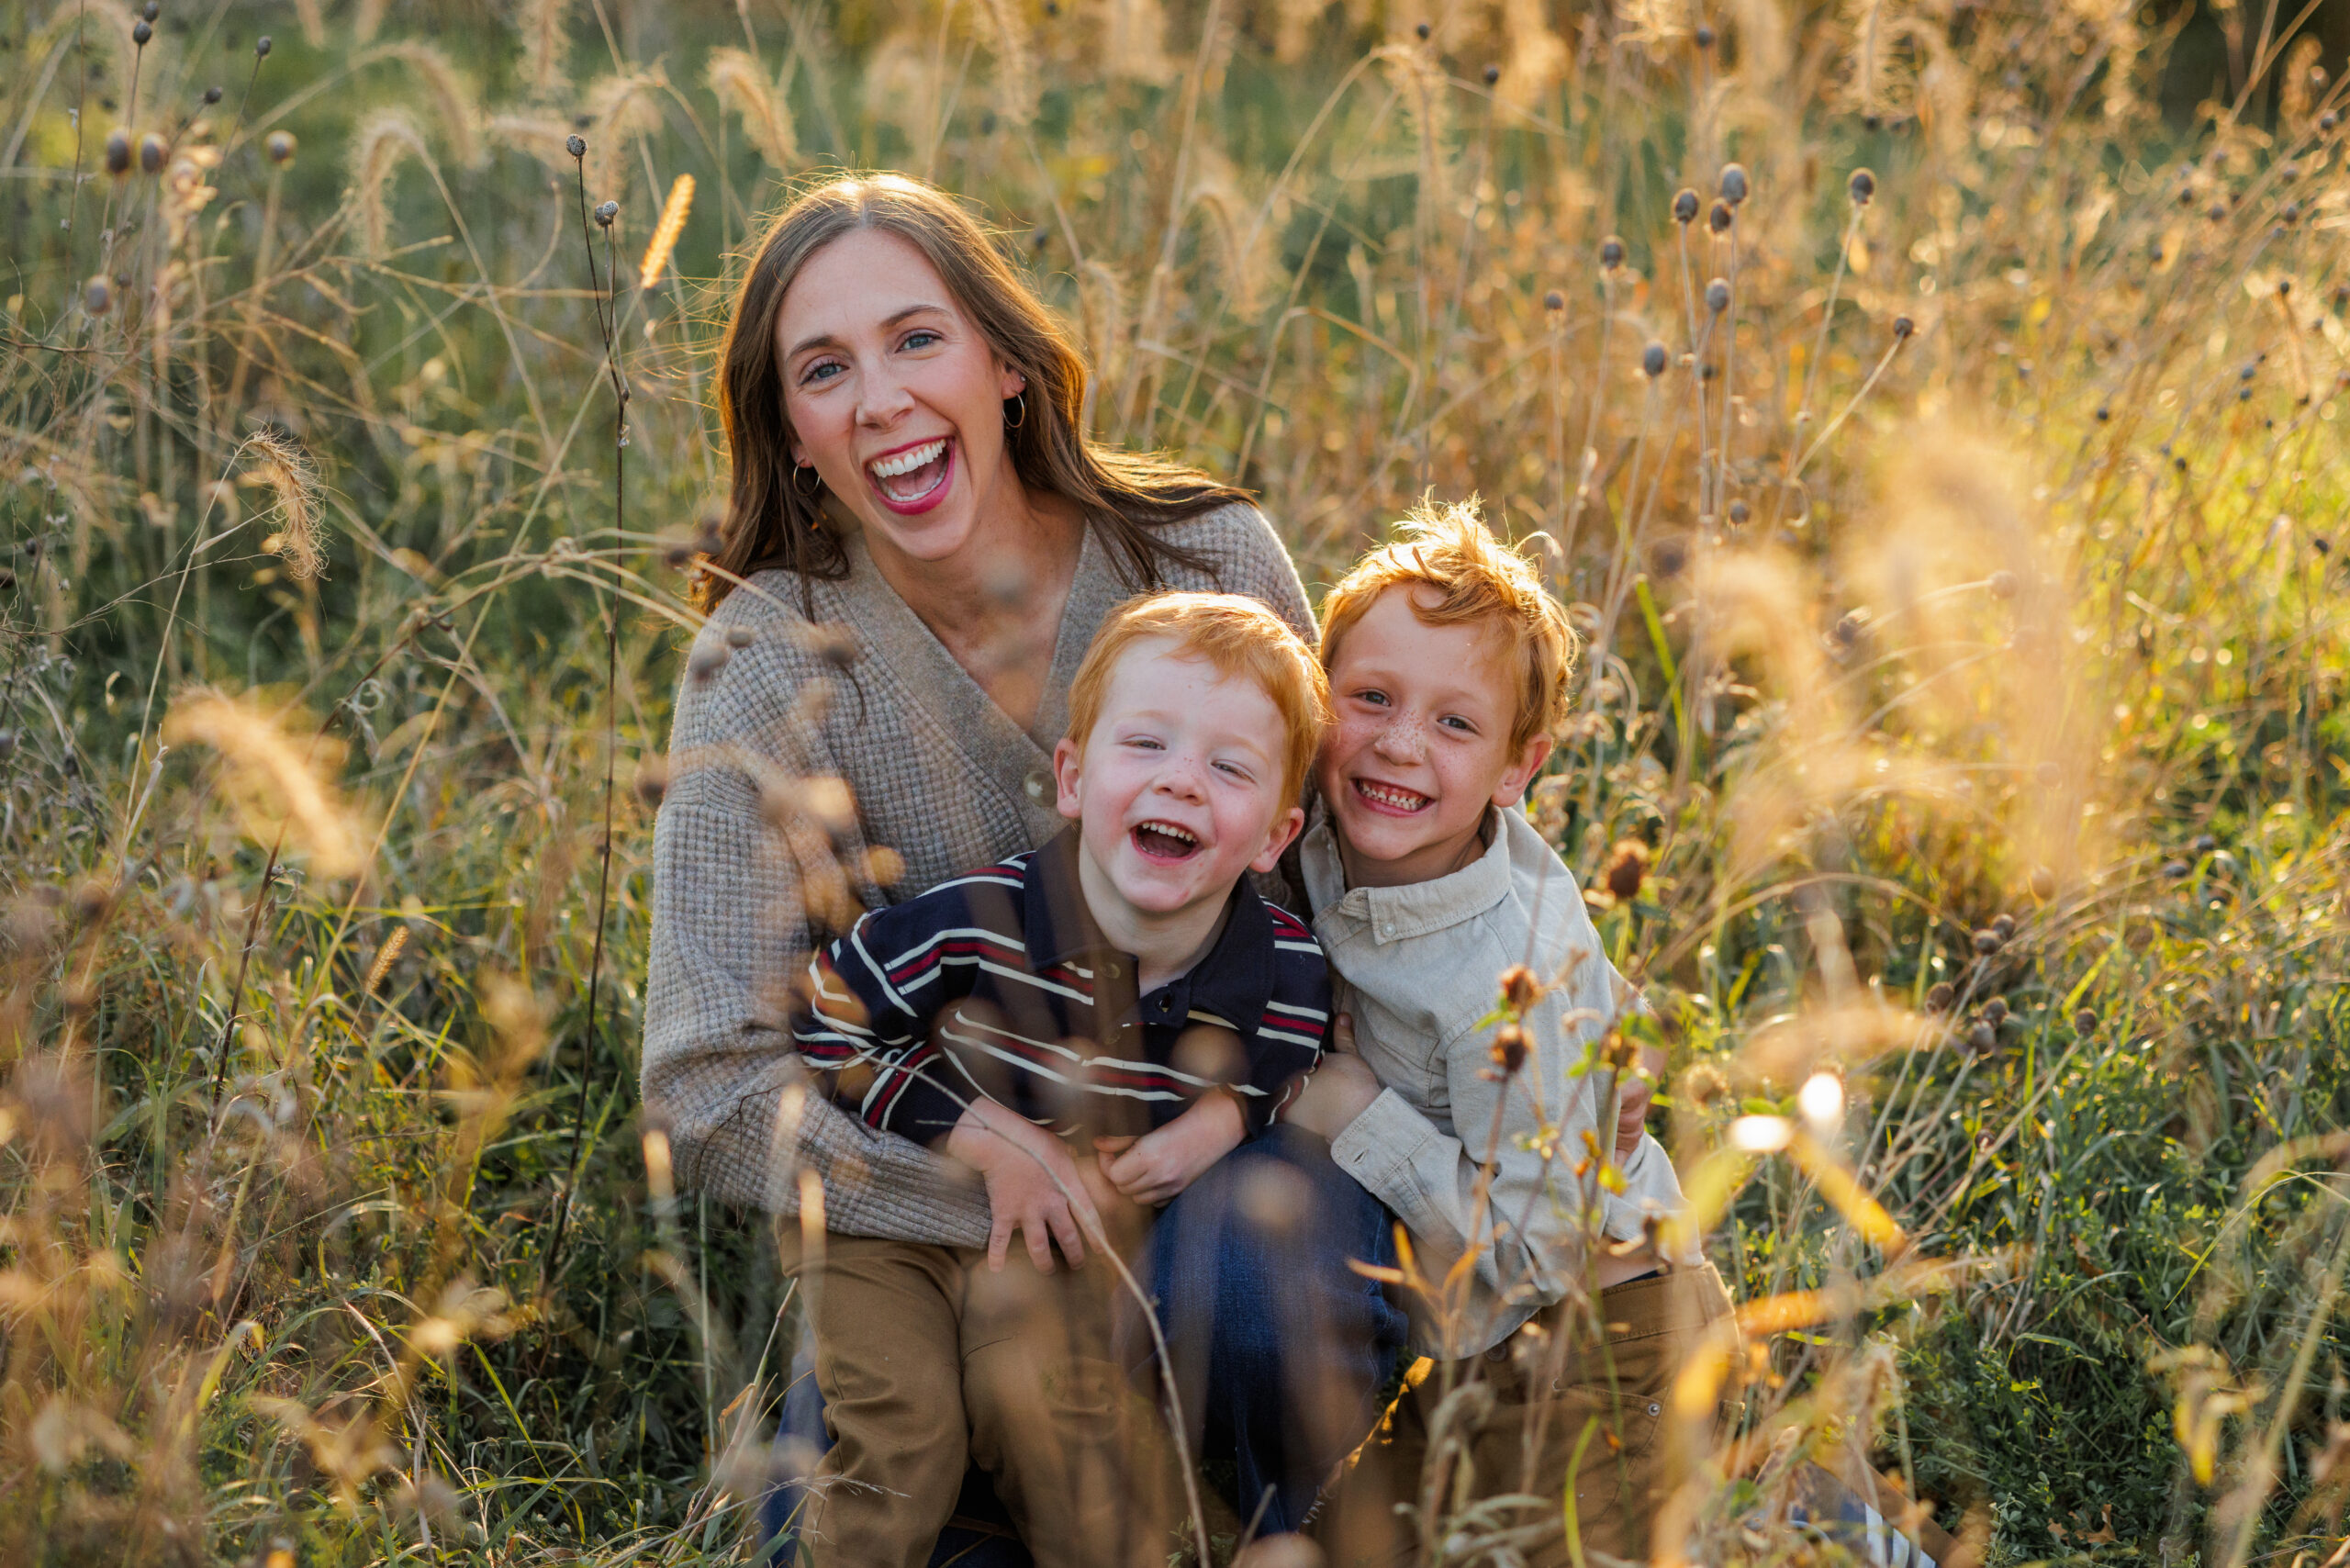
(785, 591), (1333, 1568)
(1284, 500), (1731, 1566)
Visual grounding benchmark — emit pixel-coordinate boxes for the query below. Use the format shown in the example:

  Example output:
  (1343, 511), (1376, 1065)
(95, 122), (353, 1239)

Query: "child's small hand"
(1614, 1043), (1667, 1158)
(946, 1099), (1104, 1272)
(1282, 1016), (1382, 1139)
(1103, 1093), (1245, 1205)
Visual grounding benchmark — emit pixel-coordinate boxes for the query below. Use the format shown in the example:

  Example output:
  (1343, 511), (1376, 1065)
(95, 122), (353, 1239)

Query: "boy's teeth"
(1139, 821), (1195, 844)
(1357, 781), (1429, 811)
(868, 439), (946, 479)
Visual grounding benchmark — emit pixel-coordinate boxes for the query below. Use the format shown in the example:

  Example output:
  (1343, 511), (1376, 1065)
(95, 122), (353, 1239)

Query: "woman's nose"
(856, 364), (913, 426)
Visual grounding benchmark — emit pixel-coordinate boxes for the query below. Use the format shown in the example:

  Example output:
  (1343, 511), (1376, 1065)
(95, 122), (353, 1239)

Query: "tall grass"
(0, 0), (2344, 1563)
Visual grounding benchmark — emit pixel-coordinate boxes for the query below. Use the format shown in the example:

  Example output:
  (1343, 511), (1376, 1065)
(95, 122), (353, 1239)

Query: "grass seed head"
(706, 48), (800, 166)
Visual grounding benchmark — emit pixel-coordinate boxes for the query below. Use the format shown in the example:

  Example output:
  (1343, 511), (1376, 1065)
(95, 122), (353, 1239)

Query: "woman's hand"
(1281, 1014), (1384, 1139)
(945, 1098), (1103, 1272)
(1101, 1092), (1246, 1206)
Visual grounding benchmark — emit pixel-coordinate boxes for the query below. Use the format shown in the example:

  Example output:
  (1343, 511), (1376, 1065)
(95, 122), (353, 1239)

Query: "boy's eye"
(1440, 714), (1477, 734)
(1214, 760), (1253, 781)
(1353, 689), (1390, 707)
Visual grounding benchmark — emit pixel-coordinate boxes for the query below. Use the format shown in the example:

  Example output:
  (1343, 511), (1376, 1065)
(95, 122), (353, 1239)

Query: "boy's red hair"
(1318, 497), (1581, 751)
(1067, 593), (1330, 804)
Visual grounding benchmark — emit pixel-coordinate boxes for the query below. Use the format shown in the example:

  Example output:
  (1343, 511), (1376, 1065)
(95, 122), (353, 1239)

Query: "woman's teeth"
(867, 439), (949, 500)
(1355, 779), (1430, 812)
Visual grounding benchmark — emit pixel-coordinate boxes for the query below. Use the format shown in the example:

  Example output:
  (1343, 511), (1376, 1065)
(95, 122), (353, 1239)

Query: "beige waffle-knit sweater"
(642, 503), (1315, 1245)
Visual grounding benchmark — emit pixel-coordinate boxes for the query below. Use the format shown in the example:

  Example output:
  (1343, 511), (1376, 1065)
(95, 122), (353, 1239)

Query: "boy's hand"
(1614, 1043), (1668, 1159)
(945, 1098), (1103, 1272)
(1281, 1014), (1383, 1139)
(1102, 1092), (1245, 1206)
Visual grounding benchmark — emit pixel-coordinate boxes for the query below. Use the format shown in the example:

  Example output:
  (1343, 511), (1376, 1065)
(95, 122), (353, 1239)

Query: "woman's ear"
(1000, 363), (1028, 401)
(1490, 734), (1553, 808)
(1051, 735), (1085, 823)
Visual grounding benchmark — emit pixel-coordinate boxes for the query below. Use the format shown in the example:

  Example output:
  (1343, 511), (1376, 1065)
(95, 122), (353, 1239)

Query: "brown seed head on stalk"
(1499, 964), (1540, 1015)
(1488, 1023), (1528, 1075)
(1604, 838), (1651, 901)
(266, 130), (296, 165)
(105, 129), (131, 176)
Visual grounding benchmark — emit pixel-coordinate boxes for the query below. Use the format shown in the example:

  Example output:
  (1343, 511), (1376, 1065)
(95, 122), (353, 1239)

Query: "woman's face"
(775, 228), (1028, 567)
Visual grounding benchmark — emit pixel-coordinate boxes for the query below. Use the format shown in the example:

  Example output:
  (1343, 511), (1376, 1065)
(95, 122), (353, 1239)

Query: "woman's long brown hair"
(705, 173), (1248, 609)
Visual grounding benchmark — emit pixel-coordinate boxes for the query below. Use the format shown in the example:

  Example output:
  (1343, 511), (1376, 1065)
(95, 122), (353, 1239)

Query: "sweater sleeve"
(640, 602), (990, 1245)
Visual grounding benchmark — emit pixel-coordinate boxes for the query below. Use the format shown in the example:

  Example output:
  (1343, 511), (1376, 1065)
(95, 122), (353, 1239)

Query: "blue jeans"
(1138, 1123), (1409, 1538)
(759, 1125), (1404, 1560)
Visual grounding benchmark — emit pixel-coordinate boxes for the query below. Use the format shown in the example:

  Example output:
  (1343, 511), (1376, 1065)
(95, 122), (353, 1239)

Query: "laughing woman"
(639, 174), (1403, 1565)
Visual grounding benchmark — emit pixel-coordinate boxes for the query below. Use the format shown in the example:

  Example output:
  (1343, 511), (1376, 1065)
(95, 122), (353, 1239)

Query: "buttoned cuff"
(1329, 1087), (1441, 1221)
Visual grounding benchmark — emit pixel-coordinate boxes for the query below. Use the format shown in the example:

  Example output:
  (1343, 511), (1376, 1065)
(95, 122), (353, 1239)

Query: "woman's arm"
(641, 612), (991, 1246)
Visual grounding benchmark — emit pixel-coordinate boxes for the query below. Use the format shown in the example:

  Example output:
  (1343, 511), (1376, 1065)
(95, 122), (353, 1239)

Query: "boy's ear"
(1490, 734), (1553, 808)
(1051, 735), (1085, 822)
(1249, 803), (1307, 876)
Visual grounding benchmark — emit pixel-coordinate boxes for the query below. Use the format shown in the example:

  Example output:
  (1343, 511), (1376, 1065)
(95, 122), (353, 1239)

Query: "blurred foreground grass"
(1, 0), (2348, 1562)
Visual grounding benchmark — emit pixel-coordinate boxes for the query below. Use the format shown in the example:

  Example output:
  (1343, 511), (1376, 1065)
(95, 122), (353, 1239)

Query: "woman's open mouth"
(1131, 821), (1203, 862)
(1352, 778), (1432, 815)
(866, 437), (954, 513)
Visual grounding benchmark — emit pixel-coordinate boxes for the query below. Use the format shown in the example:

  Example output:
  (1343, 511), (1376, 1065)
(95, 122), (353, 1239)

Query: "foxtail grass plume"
(705, 48), (799, 167)
(367, 41), (483, 168)
(520, 0), (573, 97)
(638, 174), (693, 288)
(586, 66), (666, 151)
(347, 108), (432, 259)
(162, 689), (363, 878)
(241, 427), (325, 579)
(970, 0), (1038, 127)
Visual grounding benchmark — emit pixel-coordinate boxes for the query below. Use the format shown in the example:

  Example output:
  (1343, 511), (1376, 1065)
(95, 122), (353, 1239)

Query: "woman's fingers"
(989, 1215), (1014, 1272)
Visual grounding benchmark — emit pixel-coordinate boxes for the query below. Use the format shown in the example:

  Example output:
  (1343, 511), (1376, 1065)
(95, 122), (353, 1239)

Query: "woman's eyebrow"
(784, 303), (950, 363)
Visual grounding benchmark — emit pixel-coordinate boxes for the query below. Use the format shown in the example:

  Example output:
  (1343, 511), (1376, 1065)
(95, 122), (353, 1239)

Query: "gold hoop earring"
(1004, 391), (1027, 431)
(791, 464), (822, 498)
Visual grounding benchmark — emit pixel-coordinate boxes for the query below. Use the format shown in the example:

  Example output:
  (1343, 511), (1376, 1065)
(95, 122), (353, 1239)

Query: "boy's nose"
(1372, 715), (1426, 762)
(1154, 754), (1209, 799)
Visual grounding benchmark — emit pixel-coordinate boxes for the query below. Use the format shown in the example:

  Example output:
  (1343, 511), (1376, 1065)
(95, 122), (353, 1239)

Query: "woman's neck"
(864, 485), (1086, 732)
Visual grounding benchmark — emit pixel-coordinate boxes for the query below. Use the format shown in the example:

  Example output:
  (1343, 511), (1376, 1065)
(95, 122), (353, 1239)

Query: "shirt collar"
(1301, 802), (1516, 945)
(1024, 827), (1276, 1030)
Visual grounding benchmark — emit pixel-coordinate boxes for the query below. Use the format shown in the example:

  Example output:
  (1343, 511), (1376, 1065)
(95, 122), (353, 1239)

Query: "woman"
(640, 174), (1401, 1565)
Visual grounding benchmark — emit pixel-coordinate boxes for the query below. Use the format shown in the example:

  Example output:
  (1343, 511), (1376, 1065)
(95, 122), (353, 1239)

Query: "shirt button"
(1023, 767), (1051, 802)
(1647, 1403), (1662, 1417)
(1102, 961), (1122, 980)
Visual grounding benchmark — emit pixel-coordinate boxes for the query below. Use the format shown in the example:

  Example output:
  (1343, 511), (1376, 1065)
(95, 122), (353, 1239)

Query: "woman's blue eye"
(903, 330), (941, 350)
(802, 360), (844, 385)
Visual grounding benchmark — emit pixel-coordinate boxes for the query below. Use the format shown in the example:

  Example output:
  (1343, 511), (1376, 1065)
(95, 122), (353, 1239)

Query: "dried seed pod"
(1708, 198), (1733, 233)
(1543, 289), (1565, 311)
(1718, 162), (1749, 204)
(1705, 277), (1729, 314)
(1488, 1023), (1528, 1075)
(2193, 833), (2217, 855)
(1971, 928), (2000, 955)
(1983, 996), (2009, 1026)
(2029, 866), (2056, 901)
(266, 130), (296, 164)
(594, 200), (619, 227)
(1694, 24), (1715, 47)
(84, 275), (112, 316)
(1892, 315), (1915, 339)
(1482, 64), (1499, 85)
(1727, 499), (1749, 524)
(133, 18), (152, 44)
(1603, 839), (1651, 901)
(1642, 341), (1667, 377)
(1499, 964), (1540, 1014)
(566, 134), (587, 157)
(143, 1), (159, 20)
(1988, 569), (2019, 599)
(139, 133), (167, 174)
(203, 85), (223, 105)
(1673, 187), (1700, 224)
(1967, 1022), (1997, 1055)
(1415, 20), (1431, 39)
(105, 129), (131, 175)
(2162, 859), (2189, 879)
(2073, 1008), (2097, 1035)
(1848, 167), (1875, 205)
(1599, 235), (1625, 269)
(255, 35), (272, 55)
(1925, 981), (1955, 1013)
(1991, 913), (2016, 941)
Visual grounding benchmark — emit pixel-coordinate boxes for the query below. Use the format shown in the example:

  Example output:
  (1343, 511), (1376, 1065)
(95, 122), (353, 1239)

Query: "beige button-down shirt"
(1304, 805), (1687, 1357)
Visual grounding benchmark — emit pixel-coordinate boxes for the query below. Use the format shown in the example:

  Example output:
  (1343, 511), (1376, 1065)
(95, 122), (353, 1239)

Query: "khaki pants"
(1320, 1262), (1735, 1567)
(776, 1228), (1177, 1568)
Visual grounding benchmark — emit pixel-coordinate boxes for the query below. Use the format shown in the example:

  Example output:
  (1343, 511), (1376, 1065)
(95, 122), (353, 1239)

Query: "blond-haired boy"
(785, 591), (1335, 1568)
(1285, 499), (1731, 1565)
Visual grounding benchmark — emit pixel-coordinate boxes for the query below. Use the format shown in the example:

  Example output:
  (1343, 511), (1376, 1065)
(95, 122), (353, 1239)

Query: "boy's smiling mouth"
(1352, 778), (1432, 815)
(1131, 820), (1203, 861)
